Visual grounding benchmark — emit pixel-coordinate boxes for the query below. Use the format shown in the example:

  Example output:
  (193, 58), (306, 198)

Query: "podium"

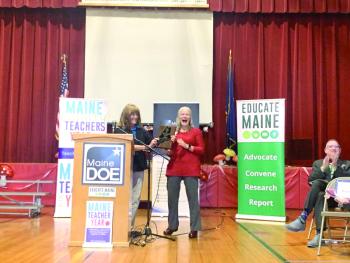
(69, 133), (133, 248)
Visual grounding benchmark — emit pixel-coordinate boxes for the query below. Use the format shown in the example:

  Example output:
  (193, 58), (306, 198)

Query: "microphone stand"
(112, 124), (175, 243)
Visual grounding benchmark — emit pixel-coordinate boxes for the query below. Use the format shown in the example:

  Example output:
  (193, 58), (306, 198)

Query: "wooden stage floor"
(0, 208), (349, 263)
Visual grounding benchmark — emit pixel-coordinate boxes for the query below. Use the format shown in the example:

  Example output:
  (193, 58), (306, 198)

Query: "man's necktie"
(329, 164), (336, 179)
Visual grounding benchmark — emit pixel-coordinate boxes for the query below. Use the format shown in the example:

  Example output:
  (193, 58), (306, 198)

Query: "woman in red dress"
(163, 106), (205, 238)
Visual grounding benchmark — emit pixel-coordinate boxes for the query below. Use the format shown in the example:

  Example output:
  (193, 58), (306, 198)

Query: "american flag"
(55, 55), (69, 141)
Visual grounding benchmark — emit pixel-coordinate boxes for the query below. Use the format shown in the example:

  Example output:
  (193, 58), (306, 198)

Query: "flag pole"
(61, 54), (67, 64)
(226, 49), (232, 147)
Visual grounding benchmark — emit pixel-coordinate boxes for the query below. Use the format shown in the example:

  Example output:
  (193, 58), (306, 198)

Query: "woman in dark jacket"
(119, 104), (157, 228)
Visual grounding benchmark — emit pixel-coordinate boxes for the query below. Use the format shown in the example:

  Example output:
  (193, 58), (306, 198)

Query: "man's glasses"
(327, 145), (340, 149)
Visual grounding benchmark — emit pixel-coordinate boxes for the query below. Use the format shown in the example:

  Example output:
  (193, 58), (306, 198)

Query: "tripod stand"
(112, 124), (175, 244)
(142, 156), (175, 243)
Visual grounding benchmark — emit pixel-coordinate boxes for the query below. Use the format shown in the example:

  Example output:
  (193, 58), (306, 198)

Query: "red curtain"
(2, 6), (350, 165)
(0, 8), (85, 162)
(209, 0), (350, 13)
(0, 0), (79, 7)
(208, 13), (350, 165)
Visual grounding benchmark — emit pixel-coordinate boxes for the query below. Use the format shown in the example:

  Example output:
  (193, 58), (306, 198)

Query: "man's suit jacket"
(308, 159), (350, 183)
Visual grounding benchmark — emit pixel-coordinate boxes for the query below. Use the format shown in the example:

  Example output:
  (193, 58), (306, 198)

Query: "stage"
(1, 163), (311, 209)
(0, 207), (349, 263)
(2, 163), (349, 262)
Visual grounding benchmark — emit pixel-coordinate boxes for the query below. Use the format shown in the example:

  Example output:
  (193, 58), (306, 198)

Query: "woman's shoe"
(163, 228), (178, 235)
(188, 231), (198, 238)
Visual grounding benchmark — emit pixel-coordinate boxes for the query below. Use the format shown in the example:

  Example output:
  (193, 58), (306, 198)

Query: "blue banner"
(58, 148), (74, 159)
(226, 50), (237, 147)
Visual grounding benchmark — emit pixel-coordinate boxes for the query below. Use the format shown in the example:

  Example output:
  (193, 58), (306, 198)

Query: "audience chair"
(307, 217), (315, 240)
(317, 177), (350, 255)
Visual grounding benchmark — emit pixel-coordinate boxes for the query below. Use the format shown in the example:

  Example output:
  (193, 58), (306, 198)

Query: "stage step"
(0, 180), (52, 218)
(0, 192), (50, 196)
(4, 180), (55, 184)
(0, 204), (43, 210)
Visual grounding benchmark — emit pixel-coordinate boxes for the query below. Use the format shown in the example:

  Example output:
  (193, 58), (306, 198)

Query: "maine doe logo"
(82, 143), (125, 185)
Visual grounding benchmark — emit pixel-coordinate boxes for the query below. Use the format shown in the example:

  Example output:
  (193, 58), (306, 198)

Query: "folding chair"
(307, 217), (315, 240)
(317, 177), (350, 255)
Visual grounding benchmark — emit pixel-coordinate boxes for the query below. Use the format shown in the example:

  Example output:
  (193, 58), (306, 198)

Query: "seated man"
(286, 139), (350, 247)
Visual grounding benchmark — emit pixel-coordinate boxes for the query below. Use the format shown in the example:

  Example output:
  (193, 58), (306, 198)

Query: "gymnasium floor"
(0, 208), (349, 263)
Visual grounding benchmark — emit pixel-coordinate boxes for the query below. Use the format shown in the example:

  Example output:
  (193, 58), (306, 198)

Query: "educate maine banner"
(236, 99), (285, 222)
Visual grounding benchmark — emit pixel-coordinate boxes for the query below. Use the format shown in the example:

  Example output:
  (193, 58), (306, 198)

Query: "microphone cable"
(152, 156), (166, 209)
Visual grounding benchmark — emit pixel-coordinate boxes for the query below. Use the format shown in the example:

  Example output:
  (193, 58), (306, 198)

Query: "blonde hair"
(176, 106), (193, 131)
(119, 104), (141, 129)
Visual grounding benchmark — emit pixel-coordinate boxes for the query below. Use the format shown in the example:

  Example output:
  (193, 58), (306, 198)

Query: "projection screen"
(84, 8), (213, 123)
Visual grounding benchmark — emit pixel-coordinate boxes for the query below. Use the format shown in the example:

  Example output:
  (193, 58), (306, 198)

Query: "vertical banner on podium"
(54, 98), (107, 218)
(236, 99), (285, 221)
(83, 200), (113, 248)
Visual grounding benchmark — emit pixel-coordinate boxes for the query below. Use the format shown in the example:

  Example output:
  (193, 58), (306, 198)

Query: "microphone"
(199, 122), (214, 133)
(113, 124), (170, 161)
(113, 125), (145, 145)
(112, 124), (130, 136)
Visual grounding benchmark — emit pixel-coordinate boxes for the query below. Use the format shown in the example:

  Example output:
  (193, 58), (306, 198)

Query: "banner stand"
(236, 99), (286, 222)
(236, 214), (285, 222)
(54, 98), (107, 218)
